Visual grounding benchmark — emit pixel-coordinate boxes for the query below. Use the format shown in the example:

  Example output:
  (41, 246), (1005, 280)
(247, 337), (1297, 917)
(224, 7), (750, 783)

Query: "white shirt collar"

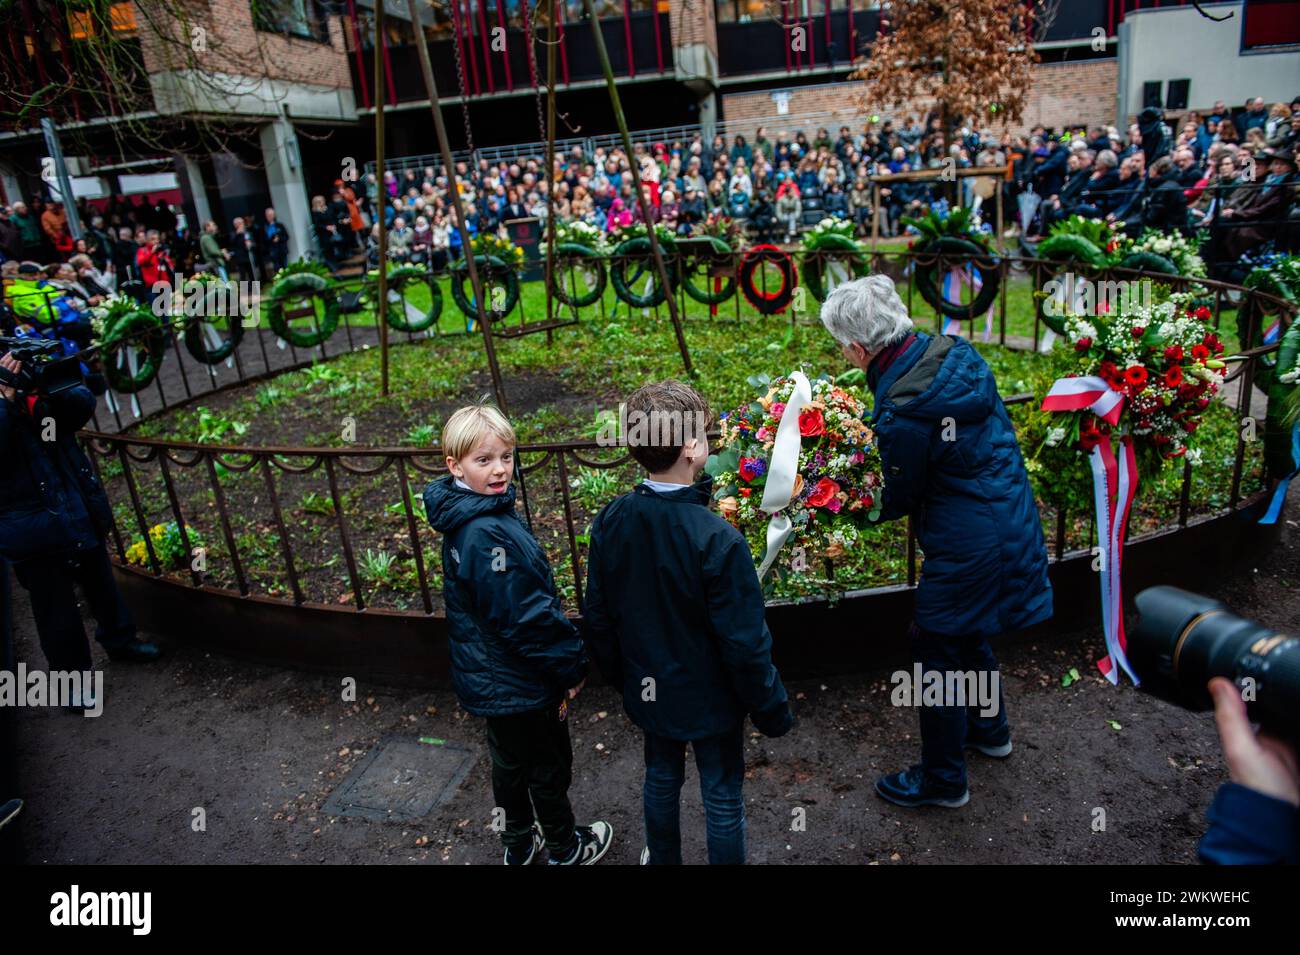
(642, 478), (691, 493)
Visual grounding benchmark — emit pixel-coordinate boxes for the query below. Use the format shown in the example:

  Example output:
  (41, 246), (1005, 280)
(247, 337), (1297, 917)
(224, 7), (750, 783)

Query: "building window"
(1241, 0), (1300, 50)
(253, 0), (330, 42)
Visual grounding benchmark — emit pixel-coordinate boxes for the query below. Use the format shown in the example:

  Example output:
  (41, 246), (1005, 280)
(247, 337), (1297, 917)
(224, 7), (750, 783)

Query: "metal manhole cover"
(323, 736), (478, 822)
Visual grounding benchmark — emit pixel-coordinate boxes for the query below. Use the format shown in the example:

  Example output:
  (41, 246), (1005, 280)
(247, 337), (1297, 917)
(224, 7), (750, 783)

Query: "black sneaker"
(105, 641), (162, 663)
(503, 824), (544, 866)
(875, 766), (969, 808)
(965, 735), (1013, 758)
(0, 799), (22, 831)
(547, 821), (613, 865)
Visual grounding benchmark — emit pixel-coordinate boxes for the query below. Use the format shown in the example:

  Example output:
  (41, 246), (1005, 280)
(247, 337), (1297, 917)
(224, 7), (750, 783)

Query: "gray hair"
(819, 275), (914, 352)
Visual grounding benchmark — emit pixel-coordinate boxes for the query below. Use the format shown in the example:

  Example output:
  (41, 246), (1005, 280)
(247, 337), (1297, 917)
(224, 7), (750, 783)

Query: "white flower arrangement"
(1132, 229), (1207, 279)
(541, 219), (612, 256)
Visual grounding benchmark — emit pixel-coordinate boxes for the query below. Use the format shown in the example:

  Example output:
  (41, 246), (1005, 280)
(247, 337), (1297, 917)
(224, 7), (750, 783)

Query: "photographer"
(0, 350), (160, 695)
(1199, 677), (1298, 864)
(134, 230), (173, 307)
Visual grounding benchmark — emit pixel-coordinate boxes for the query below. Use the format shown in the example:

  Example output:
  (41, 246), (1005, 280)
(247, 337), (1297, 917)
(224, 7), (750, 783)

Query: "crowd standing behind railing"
(2, 94), (1298, 320)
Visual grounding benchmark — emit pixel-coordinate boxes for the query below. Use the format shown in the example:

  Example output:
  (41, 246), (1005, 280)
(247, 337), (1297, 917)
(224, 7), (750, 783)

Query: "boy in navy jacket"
(423, 405), (611, 865)
(583, 380), (793, 865)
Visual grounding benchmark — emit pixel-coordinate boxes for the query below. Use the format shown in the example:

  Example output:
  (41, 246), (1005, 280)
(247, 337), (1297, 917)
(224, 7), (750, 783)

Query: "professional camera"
(1130, 585), (1300, 738)
(0, 336), (85, 397)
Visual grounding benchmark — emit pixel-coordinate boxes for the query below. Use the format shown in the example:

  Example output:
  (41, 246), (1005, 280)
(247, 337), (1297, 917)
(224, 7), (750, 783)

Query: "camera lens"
(1130, 586), (1300, 738)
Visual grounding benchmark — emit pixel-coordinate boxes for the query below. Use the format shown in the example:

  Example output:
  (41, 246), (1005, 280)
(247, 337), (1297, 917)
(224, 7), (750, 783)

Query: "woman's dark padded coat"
(423, 476), (586, 716)
(870, 332), (1053, 638)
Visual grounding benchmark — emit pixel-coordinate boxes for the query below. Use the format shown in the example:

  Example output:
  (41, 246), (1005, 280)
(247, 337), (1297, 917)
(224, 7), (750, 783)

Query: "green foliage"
(359, 548), (399, 588)
(193, 407), (249, 444)
(299, 491), (335, 516)
(569, 467), (622, 511)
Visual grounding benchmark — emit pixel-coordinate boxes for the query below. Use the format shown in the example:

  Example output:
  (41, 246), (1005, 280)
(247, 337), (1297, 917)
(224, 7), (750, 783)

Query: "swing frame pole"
(375, 0), (389, 397)
(406, 0), (509, 413)
(581, 0), (692, 377)
(544, 0), (557, 334)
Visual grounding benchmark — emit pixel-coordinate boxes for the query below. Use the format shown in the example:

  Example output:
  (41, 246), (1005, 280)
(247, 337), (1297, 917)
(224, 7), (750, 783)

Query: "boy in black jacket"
(423, 404), (612, 866)
(584, 380), (794, 865)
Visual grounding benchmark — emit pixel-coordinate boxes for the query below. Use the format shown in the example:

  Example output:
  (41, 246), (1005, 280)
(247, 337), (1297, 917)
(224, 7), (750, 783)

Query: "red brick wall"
(137, 0), (352, 91)
(721, 59), (1119, 136)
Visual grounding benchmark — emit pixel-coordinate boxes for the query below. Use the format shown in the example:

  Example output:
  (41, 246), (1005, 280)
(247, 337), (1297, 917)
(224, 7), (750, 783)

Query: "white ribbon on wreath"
(755, 370), (812, 580)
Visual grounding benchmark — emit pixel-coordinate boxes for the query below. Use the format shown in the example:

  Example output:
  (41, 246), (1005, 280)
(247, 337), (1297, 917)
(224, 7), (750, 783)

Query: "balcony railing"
(347, 9), (672, 109)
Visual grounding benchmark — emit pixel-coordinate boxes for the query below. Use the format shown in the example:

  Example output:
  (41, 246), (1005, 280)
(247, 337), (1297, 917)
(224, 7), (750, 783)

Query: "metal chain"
(448, 0), (476, 160)
(525, 0), (548, 153)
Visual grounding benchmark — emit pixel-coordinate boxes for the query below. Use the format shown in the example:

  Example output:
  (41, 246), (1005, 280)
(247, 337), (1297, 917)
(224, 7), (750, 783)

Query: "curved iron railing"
(70, 249), (1293, 621)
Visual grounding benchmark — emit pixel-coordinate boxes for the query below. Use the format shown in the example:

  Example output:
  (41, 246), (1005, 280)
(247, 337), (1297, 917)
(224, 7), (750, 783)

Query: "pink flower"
(770, 402), (786, 419)
(826, 497), (842, 513)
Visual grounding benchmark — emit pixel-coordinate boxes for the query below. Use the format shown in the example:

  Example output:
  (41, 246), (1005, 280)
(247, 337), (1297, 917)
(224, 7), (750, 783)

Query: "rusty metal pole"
(581, 0), (692, 377)
(406, 0), (509, 412)
(375, 0), (389, 396)
(544, 0), (557, 334)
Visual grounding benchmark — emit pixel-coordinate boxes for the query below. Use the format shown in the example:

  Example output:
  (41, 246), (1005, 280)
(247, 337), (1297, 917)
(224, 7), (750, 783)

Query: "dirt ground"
(7, 481), (1298, 865)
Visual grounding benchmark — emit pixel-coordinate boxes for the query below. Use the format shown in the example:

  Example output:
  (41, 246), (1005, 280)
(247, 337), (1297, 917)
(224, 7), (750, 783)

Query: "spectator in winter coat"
(584, 380), (792, 865)
(820, 276), (1052, 809)
(423, 405), (611, 866)
(775, 182), (802, 242)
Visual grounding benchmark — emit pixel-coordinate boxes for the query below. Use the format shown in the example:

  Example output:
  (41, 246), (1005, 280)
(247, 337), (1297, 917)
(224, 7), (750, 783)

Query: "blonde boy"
(422, 405), (611, 865)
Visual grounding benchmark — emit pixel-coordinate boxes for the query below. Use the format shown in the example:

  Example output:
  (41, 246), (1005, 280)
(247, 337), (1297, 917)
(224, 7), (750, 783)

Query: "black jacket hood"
(422, 475), (517, 534)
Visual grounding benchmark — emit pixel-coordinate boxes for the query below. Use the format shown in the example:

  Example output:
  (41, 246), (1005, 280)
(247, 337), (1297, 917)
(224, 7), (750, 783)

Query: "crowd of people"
(1, 94), (1296, 314)
(345, 94), (1298, 278)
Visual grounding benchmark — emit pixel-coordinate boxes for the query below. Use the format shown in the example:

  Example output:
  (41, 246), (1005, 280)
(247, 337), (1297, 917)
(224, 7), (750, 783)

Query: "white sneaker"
(503, 824), (545, 865)
(548, 821), (613, 865)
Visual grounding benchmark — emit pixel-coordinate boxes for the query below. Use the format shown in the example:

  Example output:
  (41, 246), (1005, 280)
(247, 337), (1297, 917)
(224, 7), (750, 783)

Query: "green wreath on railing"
(1236, 291), (1292, 395)
(905, 209), (1000, 321)
(801, 231), (868, 303)
(610, 233), (680, 308)
(1265, 321), (1300, 479)
(449, 254), (521, 320)
(548, 242), (608, 308)
(912, 236), (1001, 321)
(680, 235), (737, 306)
(1117, 250), (1178, 276)
(1036, 233), (1107, 268)
(100, 307), (168, 394)
(181, 279), (247, 364)
(265, 269), (341, 348)
(364, 264), (443, 332)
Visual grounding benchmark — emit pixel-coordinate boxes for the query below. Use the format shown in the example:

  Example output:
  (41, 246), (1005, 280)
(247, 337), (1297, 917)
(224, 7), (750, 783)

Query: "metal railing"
(59, 250), (1293, 621)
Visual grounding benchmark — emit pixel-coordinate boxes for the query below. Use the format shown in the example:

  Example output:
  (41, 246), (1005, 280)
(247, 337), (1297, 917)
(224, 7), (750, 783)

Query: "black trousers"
(484, 706), (576, 853)
(12, 544), (136, 672)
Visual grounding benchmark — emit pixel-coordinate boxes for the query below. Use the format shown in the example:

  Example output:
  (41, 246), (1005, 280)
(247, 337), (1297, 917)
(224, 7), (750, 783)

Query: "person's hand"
(0, 352), (21, 403)
(566, 677), (587, 700)
(1221, 208), (1234, 218)
(1209, 676), (1300, 807)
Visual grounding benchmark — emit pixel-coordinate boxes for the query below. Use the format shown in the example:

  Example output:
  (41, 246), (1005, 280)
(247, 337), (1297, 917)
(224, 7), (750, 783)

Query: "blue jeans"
(912, 623), (1009, 790)
(643, 725), (746, 865)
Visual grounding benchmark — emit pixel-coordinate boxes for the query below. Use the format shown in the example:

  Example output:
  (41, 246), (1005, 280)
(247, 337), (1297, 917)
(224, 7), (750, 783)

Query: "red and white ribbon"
(1041, 375), (1124, 426)
(1041, 376), (1140, 685)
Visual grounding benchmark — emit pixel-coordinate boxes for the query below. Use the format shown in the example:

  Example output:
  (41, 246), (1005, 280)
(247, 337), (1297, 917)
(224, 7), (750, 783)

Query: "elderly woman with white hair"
(820, 275), (1052, 809)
